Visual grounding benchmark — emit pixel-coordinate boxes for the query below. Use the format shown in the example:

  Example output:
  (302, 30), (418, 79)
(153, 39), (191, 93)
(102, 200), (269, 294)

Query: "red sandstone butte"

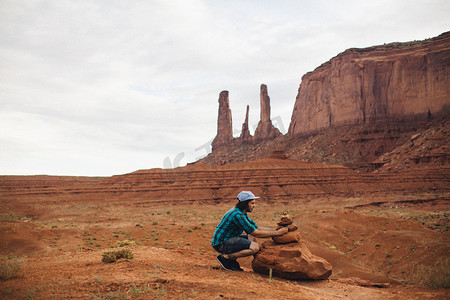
(288, 32), (450, 136)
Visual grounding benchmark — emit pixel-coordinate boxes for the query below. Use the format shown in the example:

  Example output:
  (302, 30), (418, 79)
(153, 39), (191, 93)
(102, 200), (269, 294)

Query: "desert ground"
(1, 164), (449, 300)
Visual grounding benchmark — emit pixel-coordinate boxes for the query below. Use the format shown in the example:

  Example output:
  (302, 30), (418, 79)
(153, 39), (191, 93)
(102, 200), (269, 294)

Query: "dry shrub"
(115, 239), (136, 247)
(0, 258), (22, 280)
(414, 258), (450, 289)
(102, 249), (134, 263)
(117, 249), (133, 259)
(102, 251), (118, 263)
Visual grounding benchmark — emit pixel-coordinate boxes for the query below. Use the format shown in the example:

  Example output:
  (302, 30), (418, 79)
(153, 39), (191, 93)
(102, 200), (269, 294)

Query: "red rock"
(272, 231), (301, 244)
(269, 150), (288, 159)
(287, 224), (298, 232)
(252, 240), (332, 280)
(254, 84), (282, 141)
(276, 224), (298, 232)
(211, 91), (233, 151)
(239, 105), (252, 144)
(259, 84), (271, 123)
(202, 33), (449, 170)
(288, 32), (450, 136)
(335, 277), (391, 288)
(277, 215), (294, 226)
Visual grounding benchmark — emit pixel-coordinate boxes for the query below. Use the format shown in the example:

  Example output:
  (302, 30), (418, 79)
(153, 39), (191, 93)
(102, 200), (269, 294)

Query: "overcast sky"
(1, 0), (449, 176)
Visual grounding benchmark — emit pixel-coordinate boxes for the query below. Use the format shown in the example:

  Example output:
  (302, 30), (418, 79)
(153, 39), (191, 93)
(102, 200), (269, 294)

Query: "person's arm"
(250, 227), (288, 238)
(257, 226), (276, 231)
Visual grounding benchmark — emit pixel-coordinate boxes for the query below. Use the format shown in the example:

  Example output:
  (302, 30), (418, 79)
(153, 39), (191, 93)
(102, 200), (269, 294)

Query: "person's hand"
(276, 227), (289, 236)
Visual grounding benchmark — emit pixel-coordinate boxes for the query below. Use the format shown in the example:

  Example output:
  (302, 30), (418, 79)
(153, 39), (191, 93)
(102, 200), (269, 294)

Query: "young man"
(211, 191), (288, 271)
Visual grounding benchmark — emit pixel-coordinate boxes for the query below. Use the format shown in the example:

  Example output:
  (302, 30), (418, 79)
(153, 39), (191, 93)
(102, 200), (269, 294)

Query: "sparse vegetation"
(89, 287), (127, 300)
(26, 288), (35, 298)
(128, 282), (151, 297)
(0, 258), (22, 280)
(414, 258), (450, 289)
(1, 191), (449, 298)
(146, 265), (161, 278)
(0, 214), (28, 220)
(115, 239), (136, 247)
(268, 268), (274, 282)
(117, 282), (166, 299)
(153, 283), (166, 299)
(101, 249), (134, 263)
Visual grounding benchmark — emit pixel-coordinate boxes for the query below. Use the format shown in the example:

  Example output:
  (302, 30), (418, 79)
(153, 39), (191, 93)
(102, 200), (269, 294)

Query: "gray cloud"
(1, 0), (449, 175)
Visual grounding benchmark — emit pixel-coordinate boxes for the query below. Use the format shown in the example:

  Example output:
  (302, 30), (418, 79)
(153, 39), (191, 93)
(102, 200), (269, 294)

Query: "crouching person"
(211, 191), (288, 271)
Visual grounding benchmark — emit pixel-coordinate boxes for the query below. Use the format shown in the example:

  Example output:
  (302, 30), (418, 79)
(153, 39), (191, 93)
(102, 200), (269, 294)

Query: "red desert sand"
(0, 158), (449, 299)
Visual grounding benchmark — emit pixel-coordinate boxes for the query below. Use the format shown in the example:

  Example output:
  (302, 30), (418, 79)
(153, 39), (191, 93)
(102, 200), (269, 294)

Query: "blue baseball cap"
(237, 191), (260, 202)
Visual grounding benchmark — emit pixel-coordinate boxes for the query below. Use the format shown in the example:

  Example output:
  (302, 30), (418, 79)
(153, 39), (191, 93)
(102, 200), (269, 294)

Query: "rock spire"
(211, 84), (283, 151)
(260, 84), (271, 122)
(254, 84), (282, 141)
(239, 105), (252, 143)
(211, 91), (233, 151)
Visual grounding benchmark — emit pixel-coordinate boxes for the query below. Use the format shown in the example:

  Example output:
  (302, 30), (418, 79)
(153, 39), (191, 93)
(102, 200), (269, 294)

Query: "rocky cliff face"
(288, 32), (450, 136)
(2, 159), (448, 204)
(203, 32), (449, 171)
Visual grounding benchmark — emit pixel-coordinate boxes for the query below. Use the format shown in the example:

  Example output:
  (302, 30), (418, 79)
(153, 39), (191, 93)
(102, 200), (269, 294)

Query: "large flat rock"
(252, 240), (332, 280)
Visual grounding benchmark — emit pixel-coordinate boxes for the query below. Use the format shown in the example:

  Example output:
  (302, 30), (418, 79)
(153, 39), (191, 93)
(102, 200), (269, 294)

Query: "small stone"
(287, 224), (298, 232)
(277, 217), (293, 226)
(272, 231), (301, 244)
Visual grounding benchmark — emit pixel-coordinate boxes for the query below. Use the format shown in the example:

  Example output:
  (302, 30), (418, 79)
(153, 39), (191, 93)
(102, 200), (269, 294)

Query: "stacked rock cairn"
(252, 211), (333, 280)
(272, 211), (301, 244)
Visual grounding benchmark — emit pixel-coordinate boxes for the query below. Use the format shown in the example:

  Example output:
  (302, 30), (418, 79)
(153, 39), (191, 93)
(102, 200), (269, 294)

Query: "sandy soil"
(1, 190), (448, 299)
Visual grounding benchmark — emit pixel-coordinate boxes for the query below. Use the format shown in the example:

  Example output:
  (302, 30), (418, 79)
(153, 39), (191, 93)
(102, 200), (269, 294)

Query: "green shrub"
(89, 287), (127, 300)
(414, 258), (450, 289)
(0, 259), (22, 280)
(129, 282), (151, 297)
(115, 239), (136, 247)
(102, 251), (118, 263)
(102, 249), (134, 263)
(117, 249), (133, 260)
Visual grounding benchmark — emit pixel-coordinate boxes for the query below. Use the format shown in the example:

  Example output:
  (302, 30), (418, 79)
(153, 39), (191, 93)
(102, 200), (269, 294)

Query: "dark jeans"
(213, 235), (251, 254)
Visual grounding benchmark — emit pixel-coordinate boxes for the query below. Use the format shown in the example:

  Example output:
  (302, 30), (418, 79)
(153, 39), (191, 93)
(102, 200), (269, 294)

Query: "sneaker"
(231, 259), (243, 271)
(216, 255), (235, 271)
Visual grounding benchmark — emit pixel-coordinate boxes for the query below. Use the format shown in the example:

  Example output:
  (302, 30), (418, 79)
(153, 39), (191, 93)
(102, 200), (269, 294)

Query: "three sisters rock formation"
(211, 84), (282, 151)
